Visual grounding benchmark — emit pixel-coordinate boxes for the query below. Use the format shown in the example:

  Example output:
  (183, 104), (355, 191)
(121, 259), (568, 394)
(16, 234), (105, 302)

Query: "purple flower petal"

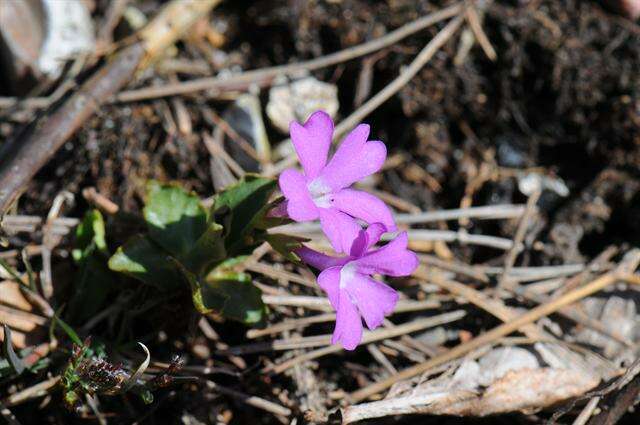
(289, 111), (333, 179)
(318, 125), (386, 190)
(349, 223), (386, 257)
(332, 189), (396, 231)
(317, 266), (341, 310)
(355, 232), (419, 277)
(349, 229), (369, 258)
(364, 223), (387, 249)
(344, 272), (398, 330)
(318, 207), (362, 254)
(331, 289), (363, 350)
(279, 169), (318, 221)
(296, 246), (348, 271)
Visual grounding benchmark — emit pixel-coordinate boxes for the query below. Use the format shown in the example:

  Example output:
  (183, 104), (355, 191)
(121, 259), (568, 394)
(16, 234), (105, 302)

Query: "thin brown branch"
(348, 271), (624, 403)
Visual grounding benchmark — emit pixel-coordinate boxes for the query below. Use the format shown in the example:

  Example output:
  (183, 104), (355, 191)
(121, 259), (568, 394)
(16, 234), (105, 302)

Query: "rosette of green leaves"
(107, 175), (300, 325)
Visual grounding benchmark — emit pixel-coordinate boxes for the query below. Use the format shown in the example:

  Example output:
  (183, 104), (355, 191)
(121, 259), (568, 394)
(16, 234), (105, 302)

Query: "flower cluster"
(278, 111), (418, 350)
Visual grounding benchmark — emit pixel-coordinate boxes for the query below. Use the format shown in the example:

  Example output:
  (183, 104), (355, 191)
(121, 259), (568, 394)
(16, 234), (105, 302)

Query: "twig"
(202, 132), (245, 177)
(82, 187), (119, 215)
(269, 13), (466, 175)
(96, 0), (130, 49)
(417, 268), (548, 340)
(250, 297), (443, 339)
(1, 215), (79, 235)
(0, 0), (223, 215)
(498, 190), (540, 288)
(406, 229), (515, 250)
(268, 310), (466, 374)
(586, 370), (640, 425)
(110, 4), (463, 103)
(464, 3), (497, 61)
(246, 313), (337, 339)
(348, 271), (624, 402)
(269, 204), (527, 235)
(3, 376), (61, 406)
(228, 313), (463, 355)
(262, 295), (440, 313)
(201, 108), (261, 162)
(367, 344), (397, 375)
(419, 254), (490, 283)
(0, 4), (464, 109)
(573, 397), (601, 425)
(247, 262), (317, 288)
(204, 380), (291, 417)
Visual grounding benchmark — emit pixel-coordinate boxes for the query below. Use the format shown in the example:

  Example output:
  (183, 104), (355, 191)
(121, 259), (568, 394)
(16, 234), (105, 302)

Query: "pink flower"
(297, 224), (419, 350)
(279, 111), (396, 253)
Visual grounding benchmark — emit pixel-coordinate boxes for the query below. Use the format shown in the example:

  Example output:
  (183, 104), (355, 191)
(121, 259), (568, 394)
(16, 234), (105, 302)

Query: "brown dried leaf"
(0, 281), (47, 349)
(343, 347), (601, 423)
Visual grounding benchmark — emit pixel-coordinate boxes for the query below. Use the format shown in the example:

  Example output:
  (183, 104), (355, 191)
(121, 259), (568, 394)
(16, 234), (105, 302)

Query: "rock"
(266, 76), (339, 133)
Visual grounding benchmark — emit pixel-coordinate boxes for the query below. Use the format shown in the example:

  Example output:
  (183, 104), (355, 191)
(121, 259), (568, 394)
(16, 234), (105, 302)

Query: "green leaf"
(143, 181), (207, 258)
(182, 259), (265, 324)
(181, 222), (226, 276)
(68, 256), (115, 322)
(206, 271), (265, 324)
(108, 235), (183, 290)
(2, 325), (25, 375)
(253, 197), (293, 230)
(51, 314), (83, 346)
(263, 233), (306, 263)
(211, 175), (277, 256)
(68, 210), (115, 322)
(72, 210), (107, 262)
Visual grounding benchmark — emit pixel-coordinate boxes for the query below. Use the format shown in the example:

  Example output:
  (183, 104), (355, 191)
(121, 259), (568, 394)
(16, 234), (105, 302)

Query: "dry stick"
(0, 4), (462, 109)
(417, 268), (548, 340)
(82, 187), (119, 215)
(247, 297), (442, 339)
(425, 263), (630, 346)
(112, 4), (463, 103)
(1, 215), (79, 234)
(285, 229), (516, 251)
(262, 295), (439, 313)
(573, 397), (601, 425)
(483, 264), (586, 281)
(202, 132), (245, 177)
(419, 254), (490, 283)
(0, 43), (143, 216)
(269, 14), (466, 175)
(204, 380), (291, 417)
(247, 262), (317, 288)
(464, 3), (497, 61)
(0, 0), (222, 215)
(397, 204), (527, 225)
(246, 313), (337, 339)
(231, 308), (450, 354)
(498, 190), (541, 288)
(402, 229), (515, 250)
(507, 282), (633, 347)
(3, 376), (61, 407)
(268, 310), (466, 374)
(270, 204), (527, 235)
(552, 246), (618, 297)
(348, 272), (623, 403)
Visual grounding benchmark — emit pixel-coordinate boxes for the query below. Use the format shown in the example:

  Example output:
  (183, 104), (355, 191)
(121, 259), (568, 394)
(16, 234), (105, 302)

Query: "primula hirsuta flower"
(279, 110), (396, 253)
(297, 223), (418, 350)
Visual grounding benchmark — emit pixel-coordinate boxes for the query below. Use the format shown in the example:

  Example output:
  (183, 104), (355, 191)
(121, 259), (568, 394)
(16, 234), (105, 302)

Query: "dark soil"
(2, 0), (640, 424)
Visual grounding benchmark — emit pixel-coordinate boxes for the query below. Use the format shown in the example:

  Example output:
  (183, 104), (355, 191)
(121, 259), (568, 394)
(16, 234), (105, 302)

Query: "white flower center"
(339, 262), (358, 289)
(307, 178), (333, 208)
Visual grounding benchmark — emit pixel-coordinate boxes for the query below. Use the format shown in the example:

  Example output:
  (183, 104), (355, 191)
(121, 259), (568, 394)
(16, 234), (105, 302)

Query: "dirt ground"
(1, 0), (640, 424)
